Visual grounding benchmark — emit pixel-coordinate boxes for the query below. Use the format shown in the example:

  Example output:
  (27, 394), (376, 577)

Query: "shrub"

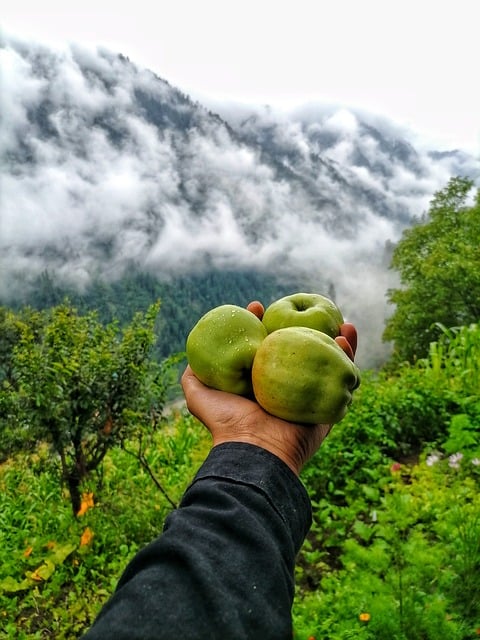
(294, 454), (480, 639)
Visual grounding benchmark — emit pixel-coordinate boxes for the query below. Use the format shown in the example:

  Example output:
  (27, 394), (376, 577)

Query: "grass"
(2, 322), (480, 638)
(293, 454), (480, 640)
(0, 412), (210, 639)
(2, 417), (480, 639)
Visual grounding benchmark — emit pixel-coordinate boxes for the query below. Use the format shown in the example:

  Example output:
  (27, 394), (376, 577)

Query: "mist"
(1, 35), (479, 368)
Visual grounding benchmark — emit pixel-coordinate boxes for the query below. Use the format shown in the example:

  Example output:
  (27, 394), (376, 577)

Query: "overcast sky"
(2, 0), (479, 154)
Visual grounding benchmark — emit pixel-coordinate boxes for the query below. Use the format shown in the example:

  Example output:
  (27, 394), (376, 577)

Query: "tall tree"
(10, 301), (171, 514)
(383, 177), (480, 362)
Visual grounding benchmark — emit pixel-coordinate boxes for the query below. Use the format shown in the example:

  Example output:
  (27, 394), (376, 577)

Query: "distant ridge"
(1, 35), (479, 366)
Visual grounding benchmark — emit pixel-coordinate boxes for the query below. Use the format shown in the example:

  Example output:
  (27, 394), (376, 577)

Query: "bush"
(294, 454), (480, 639)
(0, 412), (210, 638)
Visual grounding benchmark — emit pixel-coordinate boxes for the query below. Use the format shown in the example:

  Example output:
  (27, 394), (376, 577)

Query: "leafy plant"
(294, 456), (480, 640)
(384, 177), (480, 363)
(0, 412), (209, 638)
(8, 301), (169, 514)
(421, 322), (480, 396)
(443, 412), (480, 455)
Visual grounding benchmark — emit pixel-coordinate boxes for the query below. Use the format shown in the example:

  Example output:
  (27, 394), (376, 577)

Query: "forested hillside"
(1, 274), (479, 639)
(2, 35), (479, 367)
(8, 267), (305, 360)
(1, 32), (480, 637)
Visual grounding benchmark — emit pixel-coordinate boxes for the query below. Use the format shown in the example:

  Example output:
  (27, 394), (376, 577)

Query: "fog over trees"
(1, 35), (479, 367)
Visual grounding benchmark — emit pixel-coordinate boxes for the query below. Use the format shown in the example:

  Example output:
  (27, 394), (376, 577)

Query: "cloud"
(1, 35), (479, 367)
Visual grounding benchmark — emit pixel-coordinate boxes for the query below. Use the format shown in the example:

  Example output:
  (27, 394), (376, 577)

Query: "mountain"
(1, 34), (479, 367)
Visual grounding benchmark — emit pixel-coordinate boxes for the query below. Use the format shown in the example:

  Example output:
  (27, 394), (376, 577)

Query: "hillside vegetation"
(4, 35), (480, 372)
(5, 268), (305, 361)
(0, 178), (479, 639)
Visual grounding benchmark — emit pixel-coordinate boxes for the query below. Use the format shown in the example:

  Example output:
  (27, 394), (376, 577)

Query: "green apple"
(186, 304), (268, 396)
(252, 326), (360, 424)
(262, 292), (344, 338)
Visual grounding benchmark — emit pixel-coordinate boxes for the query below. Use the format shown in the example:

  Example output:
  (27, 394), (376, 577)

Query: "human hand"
(181, 301), (357, 476)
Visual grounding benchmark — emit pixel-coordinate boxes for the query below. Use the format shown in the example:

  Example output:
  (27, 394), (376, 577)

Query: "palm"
(182, 366), (332, 475)
(182, 303), (356, 475)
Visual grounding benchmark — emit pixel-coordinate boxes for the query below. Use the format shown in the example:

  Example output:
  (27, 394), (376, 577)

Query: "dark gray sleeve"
(81, 442), (312, 640)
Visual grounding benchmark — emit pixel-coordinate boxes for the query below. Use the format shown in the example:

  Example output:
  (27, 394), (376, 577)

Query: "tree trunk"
(68, 432), (88, 516)
(67, 472), (82, 516)
(55, 444), (83, 516)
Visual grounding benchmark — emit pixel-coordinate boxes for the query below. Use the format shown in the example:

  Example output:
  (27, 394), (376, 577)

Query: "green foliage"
(420, 322), (480, 397)
(444, 411), (480, 456)
(4, 267), (306, 360)
(0, 307), (47, 458)
(294, 457), (480, 640)
(3, 301), (170, 514)
(418, 322), (480, 458)
(295, 316), (480, 638)
(302, 361), (457, 508)
(0, 413), (210, 638)
(1, 277), (480, 637)
(384, 177), (480, 362)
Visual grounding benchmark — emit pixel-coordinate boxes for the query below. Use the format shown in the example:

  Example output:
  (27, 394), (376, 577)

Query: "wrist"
(211, 434), (301, 476)
(193, 442), (313, 549)
(211, 421), (331, 476)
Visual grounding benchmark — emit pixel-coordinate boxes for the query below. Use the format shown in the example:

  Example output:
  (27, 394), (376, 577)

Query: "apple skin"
(262, 292), (344, 339)
(252, 326), (360, 424)
(186, 304), (268, 396)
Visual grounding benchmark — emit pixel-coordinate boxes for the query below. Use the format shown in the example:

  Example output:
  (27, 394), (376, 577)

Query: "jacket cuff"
(189, 442), (312, 551)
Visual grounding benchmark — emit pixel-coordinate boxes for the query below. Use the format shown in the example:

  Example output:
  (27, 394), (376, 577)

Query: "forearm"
(82, 442), (312, 640)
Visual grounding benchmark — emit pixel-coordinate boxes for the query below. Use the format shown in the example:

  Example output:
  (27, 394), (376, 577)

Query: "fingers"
(181, 364), (199, 393)
(181, 365), (252, 434)
(181, 365), (213, 419)
(335, 335), (355, 362)
(181, 365), (224, 405)
(246, 300), (264, 320)
(339, 322), (357, 357)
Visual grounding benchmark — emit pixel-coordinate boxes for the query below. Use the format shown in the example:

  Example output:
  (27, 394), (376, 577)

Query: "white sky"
(3, 0), (479, 154)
